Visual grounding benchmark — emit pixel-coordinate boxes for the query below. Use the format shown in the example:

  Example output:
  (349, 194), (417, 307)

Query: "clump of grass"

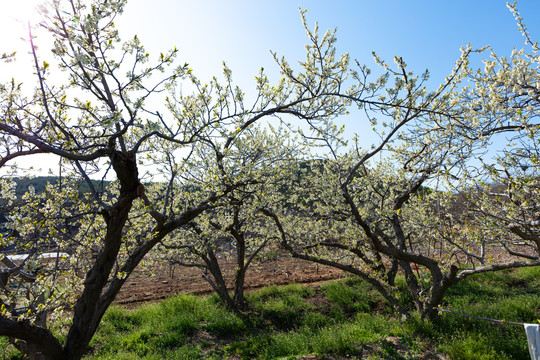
(439, 333), (508, 360)
(0, 337), (22, 360)
(205, 307), (246, 336)
(516, 266), (540, 284)
(406, 267), (540, 360)
(226, 312), (403, 359)
(246, 283), (315, 330)
(247, 283), (314, 303)
(320, 277), (388, 319)
(88, 295), (247, 358)
(302, 311), (333, 329)
(257, 297), (306, 330)
(321, 280), (371, 313)
(309, 322), (376, 355)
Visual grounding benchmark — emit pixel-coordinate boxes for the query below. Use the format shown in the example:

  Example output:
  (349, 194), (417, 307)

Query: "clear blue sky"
(1, 0), (539, 175)
(117, 0), (540, 145)
(3, 1), (539, 98)
(116, 0), (539, 88)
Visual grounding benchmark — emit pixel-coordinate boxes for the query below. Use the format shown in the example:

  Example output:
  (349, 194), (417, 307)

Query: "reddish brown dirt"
(115, 255), (344, 306)
(116, 243), (533, 307)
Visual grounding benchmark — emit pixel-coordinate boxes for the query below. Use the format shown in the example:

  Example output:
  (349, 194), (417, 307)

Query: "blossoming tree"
(263, 6), (540, 319)
(0, 1), (353, 358)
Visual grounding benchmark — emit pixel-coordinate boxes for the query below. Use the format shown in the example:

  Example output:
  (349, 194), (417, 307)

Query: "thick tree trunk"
(63, 151), (140, 360)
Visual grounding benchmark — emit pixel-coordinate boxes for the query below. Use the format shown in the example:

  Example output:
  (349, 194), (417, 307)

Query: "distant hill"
(0, 176), (112, 233)
(11, 176), (111, 197)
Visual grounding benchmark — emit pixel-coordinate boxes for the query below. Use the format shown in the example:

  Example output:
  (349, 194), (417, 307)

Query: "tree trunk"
(203, 250), (236, 310)
(233, 267), (247, 310)
(63, 151), (140, 360)
(12, 339), (47, 360)
(0, 317), (63, 360)
(10, 297), (49, 359)
(232, 232), (247, 310)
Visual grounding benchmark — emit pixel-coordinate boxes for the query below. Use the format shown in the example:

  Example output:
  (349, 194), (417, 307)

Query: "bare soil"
(115, 244), (533, 307)
(115, 254), (344, 306)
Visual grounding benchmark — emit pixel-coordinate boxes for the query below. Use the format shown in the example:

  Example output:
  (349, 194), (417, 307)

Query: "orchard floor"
(115, 254), (344, 307)
(114, 245), (529, 307)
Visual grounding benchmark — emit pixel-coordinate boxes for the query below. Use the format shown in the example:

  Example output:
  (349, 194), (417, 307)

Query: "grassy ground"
(1, 267), (539, 359)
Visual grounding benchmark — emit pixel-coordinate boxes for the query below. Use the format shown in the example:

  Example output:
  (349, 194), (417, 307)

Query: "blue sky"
(116, 0), (540, 161)
(1, 0), (540, 174)
(3, 1), (539, 99)
(116, 0), (540, 88)
(117, 0), (540, 145)
(2, 0), (539, 112)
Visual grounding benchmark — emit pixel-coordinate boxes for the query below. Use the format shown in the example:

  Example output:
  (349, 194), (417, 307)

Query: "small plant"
(322, 280), (370, 313)
(205, 309), (246, 336)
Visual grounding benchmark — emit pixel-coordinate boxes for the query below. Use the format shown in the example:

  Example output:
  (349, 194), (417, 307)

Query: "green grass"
(0, 337), (22, 360)
(406, 267), (540, 360)
(1, 267), (539, 359)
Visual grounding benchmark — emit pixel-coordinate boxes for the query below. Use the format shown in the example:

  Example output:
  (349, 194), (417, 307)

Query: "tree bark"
(0, 318), (63, 360)
(64, 151), (140, 360)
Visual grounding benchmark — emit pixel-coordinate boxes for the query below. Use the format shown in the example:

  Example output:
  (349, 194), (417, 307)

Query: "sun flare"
(2, 0), (44, 26)
(0, 0), (47, 50)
